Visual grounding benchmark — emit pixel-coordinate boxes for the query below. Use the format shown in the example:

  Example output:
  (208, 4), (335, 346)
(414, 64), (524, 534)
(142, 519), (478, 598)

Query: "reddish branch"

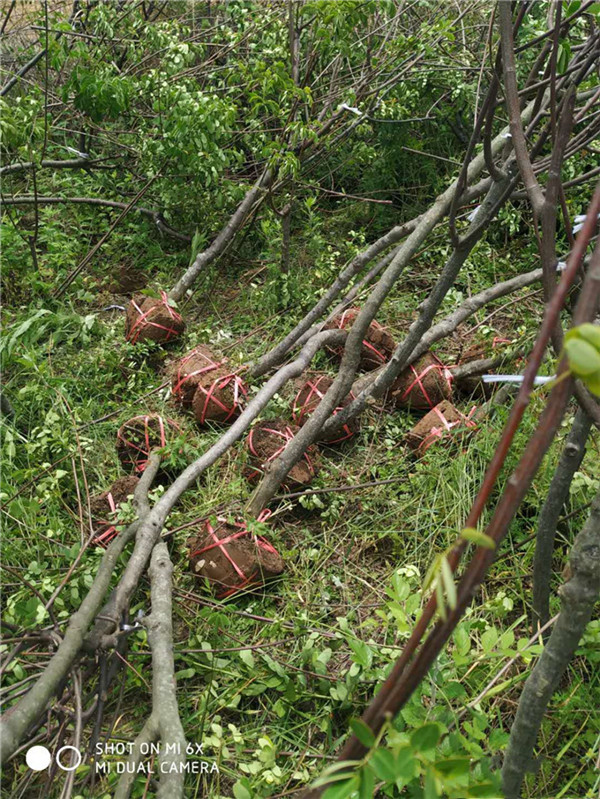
(301, 185), (600, 796)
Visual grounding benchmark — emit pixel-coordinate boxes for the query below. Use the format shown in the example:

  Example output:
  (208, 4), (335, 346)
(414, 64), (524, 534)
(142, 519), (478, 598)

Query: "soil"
(324, 307), (395, 371)
(405, 400), (475, 453)
(125, 293), (185, 344)
(292, 374), (359, 443)
(244, 419), (320, 487)
(171, 345), (223, 408)
(192, 366), (247, 424)
(89, 476), (140, 545)
(388, 352), (453, 410)
(89, 475), (140, 517)
(116, 414), (178, 472)
(188, 519), (284, 597)
(112, 263), (148, 294)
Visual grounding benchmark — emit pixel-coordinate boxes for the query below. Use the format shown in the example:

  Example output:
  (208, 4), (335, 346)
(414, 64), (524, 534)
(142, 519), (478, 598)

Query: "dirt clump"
(89, 476), (140, 546)
(192, 367), (247, 425)
(388, 352), (453, 410)
(125, 292), (184, 344)
(116, 414), (180, 473)
(292, 374), (358, 444)
(405, 400), (476, 453)
(244, 419), (319, 487)
(188, 517), (284, 597)
(171, 345), (223, 408)
(324, 307), (395, 371)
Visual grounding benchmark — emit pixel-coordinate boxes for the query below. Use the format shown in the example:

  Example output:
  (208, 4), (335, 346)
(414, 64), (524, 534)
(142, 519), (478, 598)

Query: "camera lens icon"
(26, 745), (82, 772)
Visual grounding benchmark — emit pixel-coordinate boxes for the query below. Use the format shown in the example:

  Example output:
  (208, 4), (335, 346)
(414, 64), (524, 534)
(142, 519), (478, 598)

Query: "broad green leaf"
(322, 776), (360, 799)
(460, 528), (496, 549)
(565, 338), (600, 376)
(349, 718), (376, 748)
(410, 722), (441, 752)
(369, 748), (397, 782)
(575, 323), (600, 349)
(424, 766), (440, 798)
(358, 765), (375, 799)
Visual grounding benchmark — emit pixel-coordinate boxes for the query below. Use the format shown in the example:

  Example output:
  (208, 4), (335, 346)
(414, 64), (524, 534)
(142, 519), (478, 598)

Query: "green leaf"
(232, 780), (252, 799)
(358, 766), (375, 799)
(565, 338), (600, 376)
(576, 323), (600, 350)
(436, 579), (447, 621)
(440, 556), (457, 611)
(322, 776), (360, 798)
(424, 765), (439, 799)
(410, 723), (441, 752)
(369, 748), (397, 782)
(349, 718), (376, 749)
(460, 528), (496, 549)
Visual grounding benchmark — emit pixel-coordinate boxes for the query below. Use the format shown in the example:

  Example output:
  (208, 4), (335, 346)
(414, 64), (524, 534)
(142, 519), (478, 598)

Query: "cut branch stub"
(405, 400), (477, 454)
(188, 514), (284, 597)
(116, 414), (180, 473)
(89, 475), (140, 547)
(389, 352), (453, 410)
(170, 345), (224, 408)
(244, 419), (320, 488)
(125, 291), (185, 345)
(324, 307), (395, 371)
(292, 374), (359, 444)
(192, 367), (248, 425)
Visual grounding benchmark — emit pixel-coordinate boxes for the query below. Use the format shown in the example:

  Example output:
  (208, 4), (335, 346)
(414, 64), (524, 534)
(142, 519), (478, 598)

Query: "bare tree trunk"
(532, 408), (593, 628)
(502, 488), (600, 799)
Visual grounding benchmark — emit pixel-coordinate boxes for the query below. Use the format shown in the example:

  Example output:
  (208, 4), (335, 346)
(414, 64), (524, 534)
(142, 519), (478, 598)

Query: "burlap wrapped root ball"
(244, 419), (320, 488)
(89, 476), (139, 547)
(405, 400), (477, 454)
(324, 307), (395, 371)
(389, 352), (453, 411)
(292, 374), (359, 444)
(188, 515), (284, 597)
(125, 291), (185, 345)
(116, 413), (180, 473)
(192, 367), (248, 425)
(171, 345), (223, 408)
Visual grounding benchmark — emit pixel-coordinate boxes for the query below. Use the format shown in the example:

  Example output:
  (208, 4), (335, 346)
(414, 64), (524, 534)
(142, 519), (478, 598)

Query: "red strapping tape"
(191, 511), (275, 597)
(292, 377), (354, 443)
(126, 291), (183, 344)
(195, 372), (247, 424)
(246, 425), (314, 481)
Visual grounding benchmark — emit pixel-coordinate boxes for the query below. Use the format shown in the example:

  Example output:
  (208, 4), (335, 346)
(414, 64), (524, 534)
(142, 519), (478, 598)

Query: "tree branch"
(502, 488), (600, 798)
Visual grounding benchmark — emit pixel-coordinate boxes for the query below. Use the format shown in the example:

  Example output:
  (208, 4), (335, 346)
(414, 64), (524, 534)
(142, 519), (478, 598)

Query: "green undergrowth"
(1, 224), (599, 798)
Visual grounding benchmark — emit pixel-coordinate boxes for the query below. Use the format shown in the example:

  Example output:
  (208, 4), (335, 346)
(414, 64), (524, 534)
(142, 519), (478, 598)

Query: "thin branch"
(114, 542), (186, 799)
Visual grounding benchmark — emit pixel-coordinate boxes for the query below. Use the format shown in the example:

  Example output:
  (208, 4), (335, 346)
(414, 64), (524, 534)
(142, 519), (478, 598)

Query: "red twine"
(116, 414), (180, 473)
(292, 377), (355, 443)
(246, 425), (315, 482)
(92, 492), (118, 548)
(191, 510), (277, 597)
(172, 348), (223, 404)
(194, 372), (247, 424)
(418, 405), (477, 453)
(126, 291), (183, 344)
(401, 354), (454, 409)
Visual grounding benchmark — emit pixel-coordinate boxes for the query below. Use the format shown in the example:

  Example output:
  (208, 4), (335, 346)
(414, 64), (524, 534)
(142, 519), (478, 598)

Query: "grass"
(1, 193), (599, 798)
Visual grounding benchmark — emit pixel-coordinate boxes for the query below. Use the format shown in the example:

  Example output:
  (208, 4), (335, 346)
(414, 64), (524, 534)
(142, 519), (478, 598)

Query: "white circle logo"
(56, 745), (82, 771)
(25, 745), (51, 771)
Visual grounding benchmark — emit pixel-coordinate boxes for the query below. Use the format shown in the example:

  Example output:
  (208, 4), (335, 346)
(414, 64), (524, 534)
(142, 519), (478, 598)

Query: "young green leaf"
(349, 718), (376, 749)
(440, 556), (457, 611)
(460, 527), (496, 549)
